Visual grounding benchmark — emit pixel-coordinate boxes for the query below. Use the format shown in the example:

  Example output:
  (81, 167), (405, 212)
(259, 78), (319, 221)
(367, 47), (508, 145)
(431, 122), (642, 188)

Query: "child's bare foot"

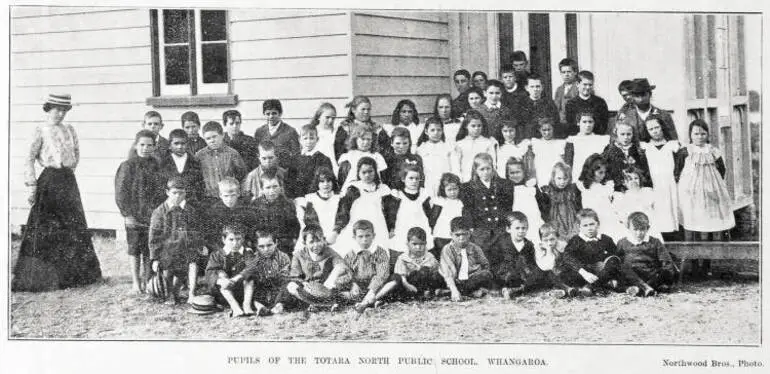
(229, 309), (246, 318)
(625, 285), (641, 296)
(253, 301), (271, 317)
(471, 287), (488, 298)
(549, 289), (568, 299)
(578, 285), (593, 297)
(501, 287), (512, 299)
(642, 285), (656, 297)
(270, 303), (285, 315)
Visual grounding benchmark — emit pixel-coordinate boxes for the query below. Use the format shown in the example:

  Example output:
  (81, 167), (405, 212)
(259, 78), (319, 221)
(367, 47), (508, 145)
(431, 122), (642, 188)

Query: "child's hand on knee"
(151, 260), (159, 273)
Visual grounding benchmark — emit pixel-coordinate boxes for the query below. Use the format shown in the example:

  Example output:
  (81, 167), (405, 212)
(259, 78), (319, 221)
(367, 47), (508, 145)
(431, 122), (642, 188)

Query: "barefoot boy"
(439, 217), (493, 301)
(149, 177), (206, 304)
(205, 224), (257, 317)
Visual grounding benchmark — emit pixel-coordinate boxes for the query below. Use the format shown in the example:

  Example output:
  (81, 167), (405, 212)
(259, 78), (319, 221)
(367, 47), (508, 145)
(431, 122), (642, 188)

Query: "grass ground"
(9, 237), (761, 344)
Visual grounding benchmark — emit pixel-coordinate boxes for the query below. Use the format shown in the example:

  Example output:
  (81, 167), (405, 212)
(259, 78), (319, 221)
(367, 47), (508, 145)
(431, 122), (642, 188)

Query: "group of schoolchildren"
(114, 50), (736, 317)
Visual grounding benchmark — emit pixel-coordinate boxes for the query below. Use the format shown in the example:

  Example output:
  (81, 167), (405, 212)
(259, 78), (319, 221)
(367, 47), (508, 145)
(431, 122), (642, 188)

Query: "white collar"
(512, 239), (526, 252)
(627, 234), (651, 246)
(301, 147), (319, 156)
(166, 200), (187, 210)
(223, 245), (245, 255)
(353, 245), (373, 255)
(171, 152), (187, 160)
(636, 106), (652, 119)
(579, 233), (599, 242)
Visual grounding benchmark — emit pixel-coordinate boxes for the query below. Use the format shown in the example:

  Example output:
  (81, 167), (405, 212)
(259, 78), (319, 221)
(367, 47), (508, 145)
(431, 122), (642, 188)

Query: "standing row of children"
(113, 55), (735, 315)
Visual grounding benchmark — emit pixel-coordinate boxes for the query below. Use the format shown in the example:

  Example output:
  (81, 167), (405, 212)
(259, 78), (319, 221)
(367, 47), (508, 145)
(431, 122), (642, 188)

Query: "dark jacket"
(115, 156), (166, 225)
(460, 177), (514, 230)
(157, 151), (205, 203)
(253, 121), (300, 170)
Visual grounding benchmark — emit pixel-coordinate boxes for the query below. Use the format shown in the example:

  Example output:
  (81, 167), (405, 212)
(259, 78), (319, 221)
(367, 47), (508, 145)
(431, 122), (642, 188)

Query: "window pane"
(201, 43), (228, 83)
(165, 45), (190, 85)
(163, 10), (189, 44)
(201, 10), (227, 41)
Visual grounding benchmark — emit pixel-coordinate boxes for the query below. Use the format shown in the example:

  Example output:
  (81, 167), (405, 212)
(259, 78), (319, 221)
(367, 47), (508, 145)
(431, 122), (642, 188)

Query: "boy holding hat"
(613, 78), (678, 142)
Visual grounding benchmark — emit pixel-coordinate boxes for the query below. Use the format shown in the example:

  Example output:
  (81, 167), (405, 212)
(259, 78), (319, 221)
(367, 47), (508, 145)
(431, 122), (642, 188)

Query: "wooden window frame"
(146, 9), (237, 107)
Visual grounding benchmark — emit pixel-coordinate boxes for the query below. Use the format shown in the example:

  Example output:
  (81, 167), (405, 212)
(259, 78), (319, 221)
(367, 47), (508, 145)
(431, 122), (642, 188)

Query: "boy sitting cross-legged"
(617, 212), (677, 297)
(488, 212), (564, 299)
(248, 230), (292, 316)
(337, 219), (391, 313)
(439, 217), (493, 302)
(148, 177), (206, 304)
(286, 226), (351, 310)
(205, 224), (257, 317)
(556, 208), (623, 296)
(377, 227), (444, 302)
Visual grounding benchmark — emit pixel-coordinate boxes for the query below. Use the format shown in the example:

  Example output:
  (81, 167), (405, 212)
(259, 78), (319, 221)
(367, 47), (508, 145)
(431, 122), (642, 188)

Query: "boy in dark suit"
(158, 129), (204, 203)
(556, 209), (623, 296)
(223, 110), (260, 171)
(253, 99), (300, 170)
(554, 58), (579, 137)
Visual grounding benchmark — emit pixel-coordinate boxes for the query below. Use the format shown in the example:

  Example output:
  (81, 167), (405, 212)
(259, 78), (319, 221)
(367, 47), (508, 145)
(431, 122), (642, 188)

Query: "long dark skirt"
(12, 167), (102, 292)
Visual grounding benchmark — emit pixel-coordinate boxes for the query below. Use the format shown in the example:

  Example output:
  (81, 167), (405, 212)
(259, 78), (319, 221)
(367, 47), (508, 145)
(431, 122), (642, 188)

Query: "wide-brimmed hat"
(43, 93), (72, 112)
(189, 295), (224, 313)
(295, 281), (336, 306)
(630, 78), (656, 94)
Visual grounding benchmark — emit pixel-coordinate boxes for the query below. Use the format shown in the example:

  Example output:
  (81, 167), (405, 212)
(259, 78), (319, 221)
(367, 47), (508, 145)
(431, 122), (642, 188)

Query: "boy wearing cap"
(253, 99), (300, 170)
(149, 177), (206, 304)
(614, 78), (678, 142)
(564, 71), (610, 136)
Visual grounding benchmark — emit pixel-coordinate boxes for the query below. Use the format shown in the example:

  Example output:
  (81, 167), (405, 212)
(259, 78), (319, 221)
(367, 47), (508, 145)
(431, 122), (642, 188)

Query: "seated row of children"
(203, 206), (676, 317)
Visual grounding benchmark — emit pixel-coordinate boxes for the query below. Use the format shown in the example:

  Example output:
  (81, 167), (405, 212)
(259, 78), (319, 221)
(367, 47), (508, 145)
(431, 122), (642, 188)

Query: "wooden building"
(10, 7), (758, 234)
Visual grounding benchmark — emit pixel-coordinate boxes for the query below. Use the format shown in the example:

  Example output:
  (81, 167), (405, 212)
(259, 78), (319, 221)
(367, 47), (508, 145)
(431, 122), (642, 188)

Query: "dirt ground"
(9, 237), (761, 344)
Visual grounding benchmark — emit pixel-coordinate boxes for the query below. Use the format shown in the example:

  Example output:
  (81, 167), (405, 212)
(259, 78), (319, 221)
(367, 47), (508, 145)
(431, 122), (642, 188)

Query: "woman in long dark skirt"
(12, 93), (102, 292)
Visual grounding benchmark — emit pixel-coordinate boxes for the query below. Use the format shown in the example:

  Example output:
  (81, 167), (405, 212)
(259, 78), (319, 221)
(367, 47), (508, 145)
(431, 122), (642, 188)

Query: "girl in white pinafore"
(530, 121), (567, 187)
(675, 120), (735, 234)
(641, 116), (681, 234)
(386, 165), (433, 252)
(295, 167), (341, 251)
(416, 117), (454, 197)
(331, 157), (390, 256)
(503, 157), (546, 243)
(565, 111), (610, 183)
(612, 166), (663, 241)
(577, 153), (624, 241)
(427, 172), (465, 256)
